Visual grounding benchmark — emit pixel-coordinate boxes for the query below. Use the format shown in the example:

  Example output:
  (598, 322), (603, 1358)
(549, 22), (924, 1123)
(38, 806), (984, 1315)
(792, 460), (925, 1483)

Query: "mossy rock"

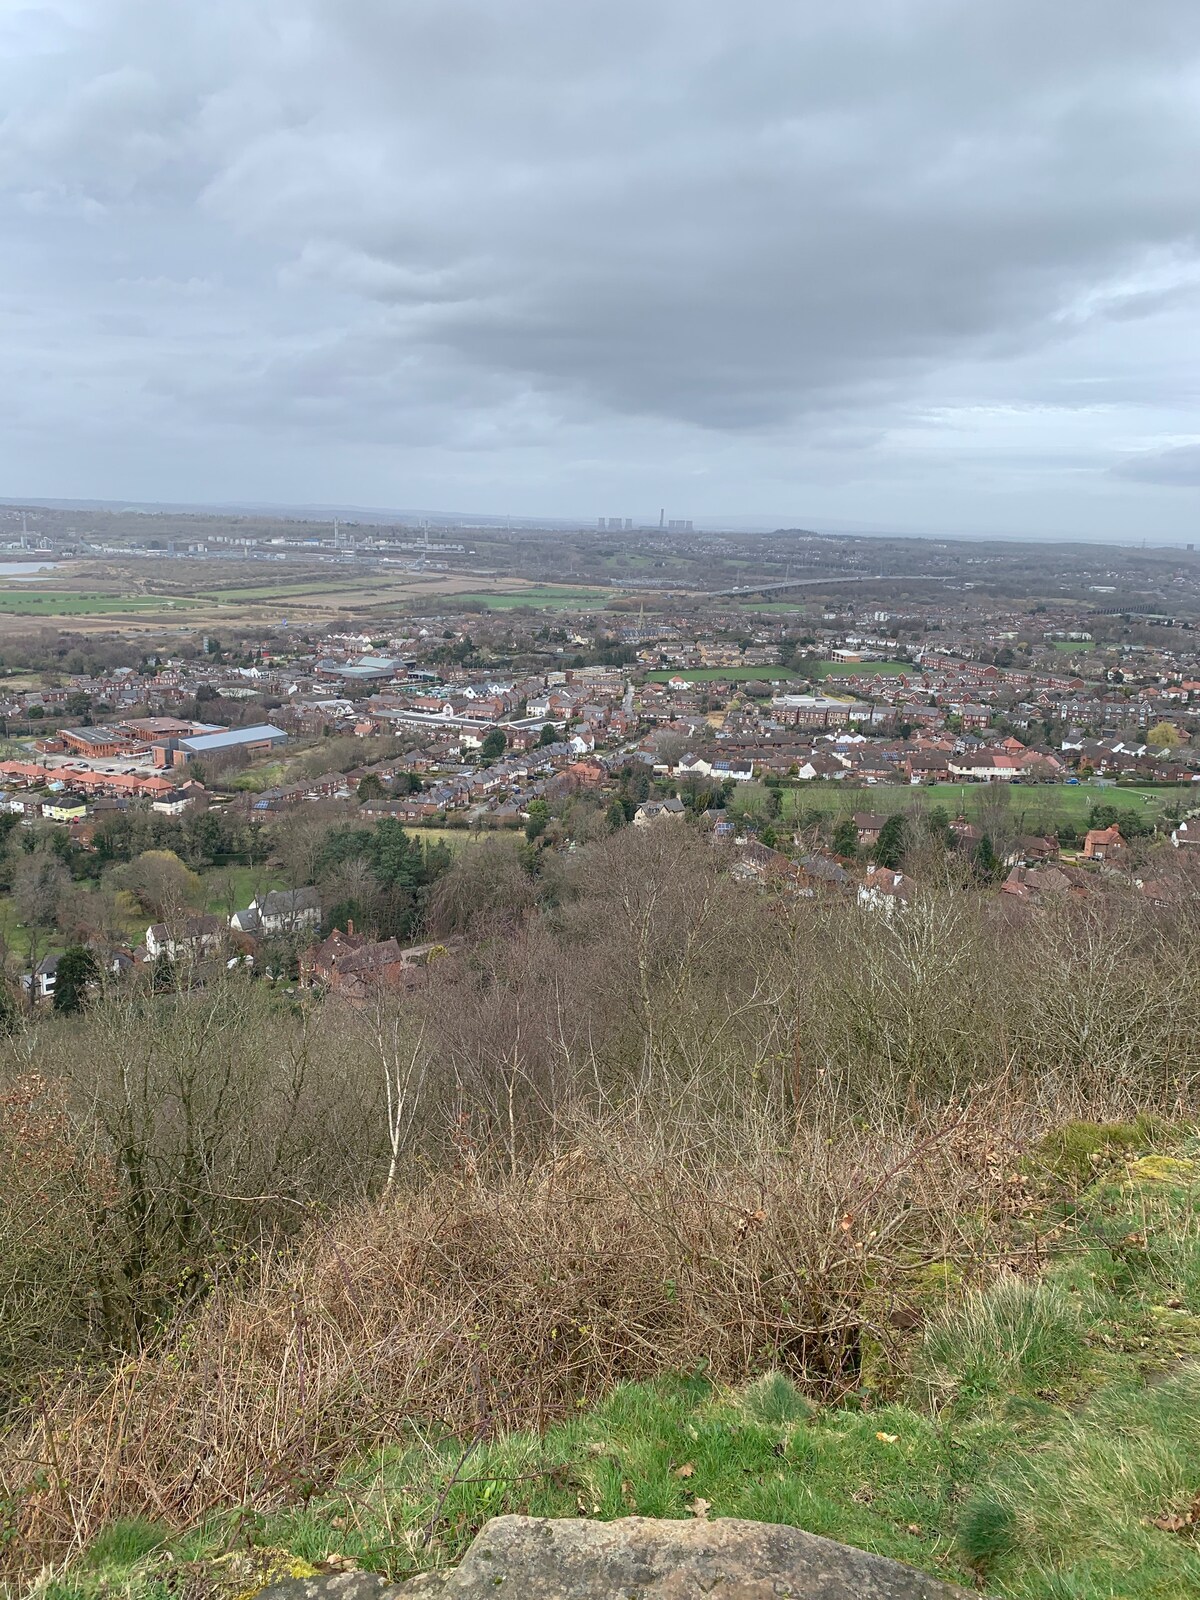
(1126, 1155), (1199, 1187)
(167, 1548), (323, 1600)
(1035, 1117), (1168, 1185)
(856, 1330), (894, 1398)
(909, 1259), (964, 1301)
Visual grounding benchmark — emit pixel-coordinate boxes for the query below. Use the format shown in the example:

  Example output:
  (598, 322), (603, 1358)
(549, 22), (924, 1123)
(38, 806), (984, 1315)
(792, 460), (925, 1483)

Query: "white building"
(230, 887), (322, 936)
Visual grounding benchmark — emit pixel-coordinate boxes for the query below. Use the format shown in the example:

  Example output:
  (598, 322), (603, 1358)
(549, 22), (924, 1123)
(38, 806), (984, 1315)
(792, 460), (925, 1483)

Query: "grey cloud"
(1113, 444), (1200, 487)
(2, 0), (1200, 534)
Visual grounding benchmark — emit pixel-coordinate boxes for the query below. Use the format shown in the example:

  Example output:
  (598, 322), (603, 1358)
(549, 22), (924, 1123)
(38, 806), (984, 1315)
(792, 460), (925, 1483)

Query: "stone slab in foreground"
(259, 1515), (974, 1600)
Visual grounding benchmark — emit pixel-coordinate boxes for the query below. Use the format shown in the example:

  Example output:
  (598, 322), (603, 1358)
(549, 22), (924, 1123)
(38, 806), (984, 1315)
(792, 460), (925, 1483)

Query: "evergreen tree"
(832, 818), (859, 858)
(525, 800), (550, 842)
(480, 727), (507, 762)
(54, 946), (99, 1014)
(972, 833), (1001, 882)
(873, 814), (907, 871)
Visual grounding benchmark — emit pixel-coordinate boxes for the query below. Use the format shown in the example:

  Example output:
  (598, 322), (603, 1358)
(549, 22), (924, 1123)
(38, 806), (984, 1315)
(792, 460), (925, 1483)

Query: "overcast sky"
(2, 1), (1200, 540)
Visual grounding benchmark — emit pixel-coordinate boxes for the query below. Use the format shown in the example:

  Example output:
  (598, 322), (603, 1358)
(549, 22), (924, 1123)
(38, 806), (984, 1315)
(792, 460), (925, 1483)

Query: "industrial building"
(153, 724), (288, 768)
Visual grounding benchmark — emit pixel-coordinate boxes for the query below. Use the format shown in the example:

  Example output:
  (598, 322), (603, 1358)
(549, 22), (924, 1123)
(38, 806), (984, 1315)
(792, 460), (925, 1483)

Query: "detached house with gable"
(1081, 825), (1128, 863)
(231, 887), (322, 937)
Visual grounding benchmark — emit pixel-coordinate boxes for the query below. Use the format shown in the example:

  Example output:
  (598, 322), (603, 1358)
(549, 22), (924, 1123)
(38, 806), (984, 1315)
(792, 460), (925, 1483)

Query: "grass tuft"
(76, 1518), (166, 1571)
(957, 1497), (1019, 1571)
(740, 1371), (814, 1425)
(913, 1275), (1090, 1413)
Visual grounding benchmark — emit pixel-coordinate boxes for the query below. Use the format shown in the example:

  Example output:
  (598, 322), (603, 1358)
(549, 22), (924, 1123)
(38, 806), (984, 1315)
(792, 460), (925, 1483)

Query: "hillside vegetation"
(1, 829), (1198, 1597)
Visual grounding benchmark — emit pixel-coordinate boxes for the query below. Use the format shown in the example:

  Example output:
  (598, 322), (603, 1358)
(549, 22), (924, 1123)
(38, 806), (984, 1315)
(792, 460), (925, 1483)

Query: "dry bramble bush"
(0, 828), (1196, 1573)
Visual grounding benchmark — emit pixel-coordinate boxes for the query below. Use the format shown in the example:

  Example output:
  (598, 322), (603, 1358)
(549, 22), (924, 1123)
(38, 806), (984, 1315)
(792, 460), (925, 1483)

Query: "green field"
(780, 781), (1196, 828)
(226, 761), (291, 794)
(406, 825), (486, 848)
(808, 659), (912, 678)
(199, 580), (378, 602)
(452, 586), (612, 610)
(0, 898), (34, 959)
(645, 665), (805, 683)
(0, 592), (197, 616)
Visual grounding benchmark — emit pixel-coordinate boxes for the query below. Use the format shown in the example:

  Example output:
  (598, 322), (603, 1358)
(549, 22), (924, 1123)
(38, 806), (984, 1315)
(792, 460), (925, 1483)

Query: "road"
(710, 573), (952, 598)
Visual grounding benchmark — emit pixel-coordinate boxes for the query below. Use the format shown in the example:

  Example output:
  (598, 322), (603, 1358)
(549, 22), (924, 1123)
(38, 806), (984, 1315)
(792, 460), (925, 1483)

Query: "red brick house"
(1081, 825), (1127, 862)
(300, 926), (448, 1001)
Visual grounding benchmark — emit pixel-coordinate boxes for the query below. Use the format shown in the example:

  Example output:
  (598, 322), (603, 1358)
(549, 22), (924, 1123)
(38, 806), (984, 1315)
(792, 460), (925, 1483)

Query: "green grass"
(782, 782), (1196, 829)
(807, 659), (913, 678)
(451, 587), (612, 610)
(225, 760), (291, 793)
(201, 865), (286, 917)
(198, 580), (380, 601)
(0, 897), (34, 959)
(0, 592), (196, 615)
(53, 1129), (1200, 1600)
(644, 665), (805, 682)
(1051, 640), (1096, 652)
(404, 825), (485, 848)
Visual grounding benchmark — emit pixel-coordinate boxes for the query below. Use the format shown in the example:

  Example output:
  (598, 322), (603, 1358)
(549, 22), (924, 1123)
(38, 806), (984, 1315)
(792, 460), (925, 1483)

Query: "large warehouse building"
(152, 724), (288, 768)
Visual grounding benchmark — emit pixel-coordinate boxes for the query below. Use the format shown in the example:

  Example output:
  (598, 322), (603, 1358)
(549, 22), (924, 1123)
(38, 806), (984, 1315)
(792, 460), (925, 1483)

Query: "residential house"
(41, 797), (88, 823)
(25, 953), (59, 1005)
(1004, 835), (1060, 867)
(948, 751), (1023, 782)
(857, 863), (913, 916)
(151, 787), (202, 816)
(145, 915), (226, 961)
(231, 887), (322, 937)
(300, 926), (447, 1001)
(1002, 864), (1086, 902)
(1080, 825), (1128, 863)
(852, 813), (890, 848)
(633, 797), (686, 826)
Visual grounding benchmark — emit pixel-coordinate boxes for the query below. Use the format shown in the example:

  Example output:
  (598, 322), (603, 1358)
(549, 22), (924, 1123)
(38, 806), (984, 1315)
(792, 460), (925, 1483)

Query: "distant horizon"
(5, 5), (1200, 543)
(1, 495), (1196, 552)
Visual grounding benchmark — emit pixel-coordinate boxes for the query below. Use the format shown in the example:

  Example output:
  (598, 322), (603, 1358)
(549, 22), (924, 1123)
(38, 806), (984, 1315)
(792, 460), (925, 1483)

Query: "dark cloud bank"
(2, 0), (1199, 538)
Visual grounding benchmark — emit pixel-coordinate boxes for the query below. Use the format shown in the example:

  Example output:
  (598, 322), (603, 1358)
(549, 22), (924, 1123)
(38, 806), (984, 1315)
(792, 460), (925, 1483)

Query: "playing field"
(196, 575), (615, 615)
(404, 825), (488, 847)
(644, 666), (805, 682)
(450, 587), (613, 610)
(808, 659), (912, 678)
(197, 580), (381, 601)
(781, 782), (1197, 828)
(0, 591), (197, 616)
